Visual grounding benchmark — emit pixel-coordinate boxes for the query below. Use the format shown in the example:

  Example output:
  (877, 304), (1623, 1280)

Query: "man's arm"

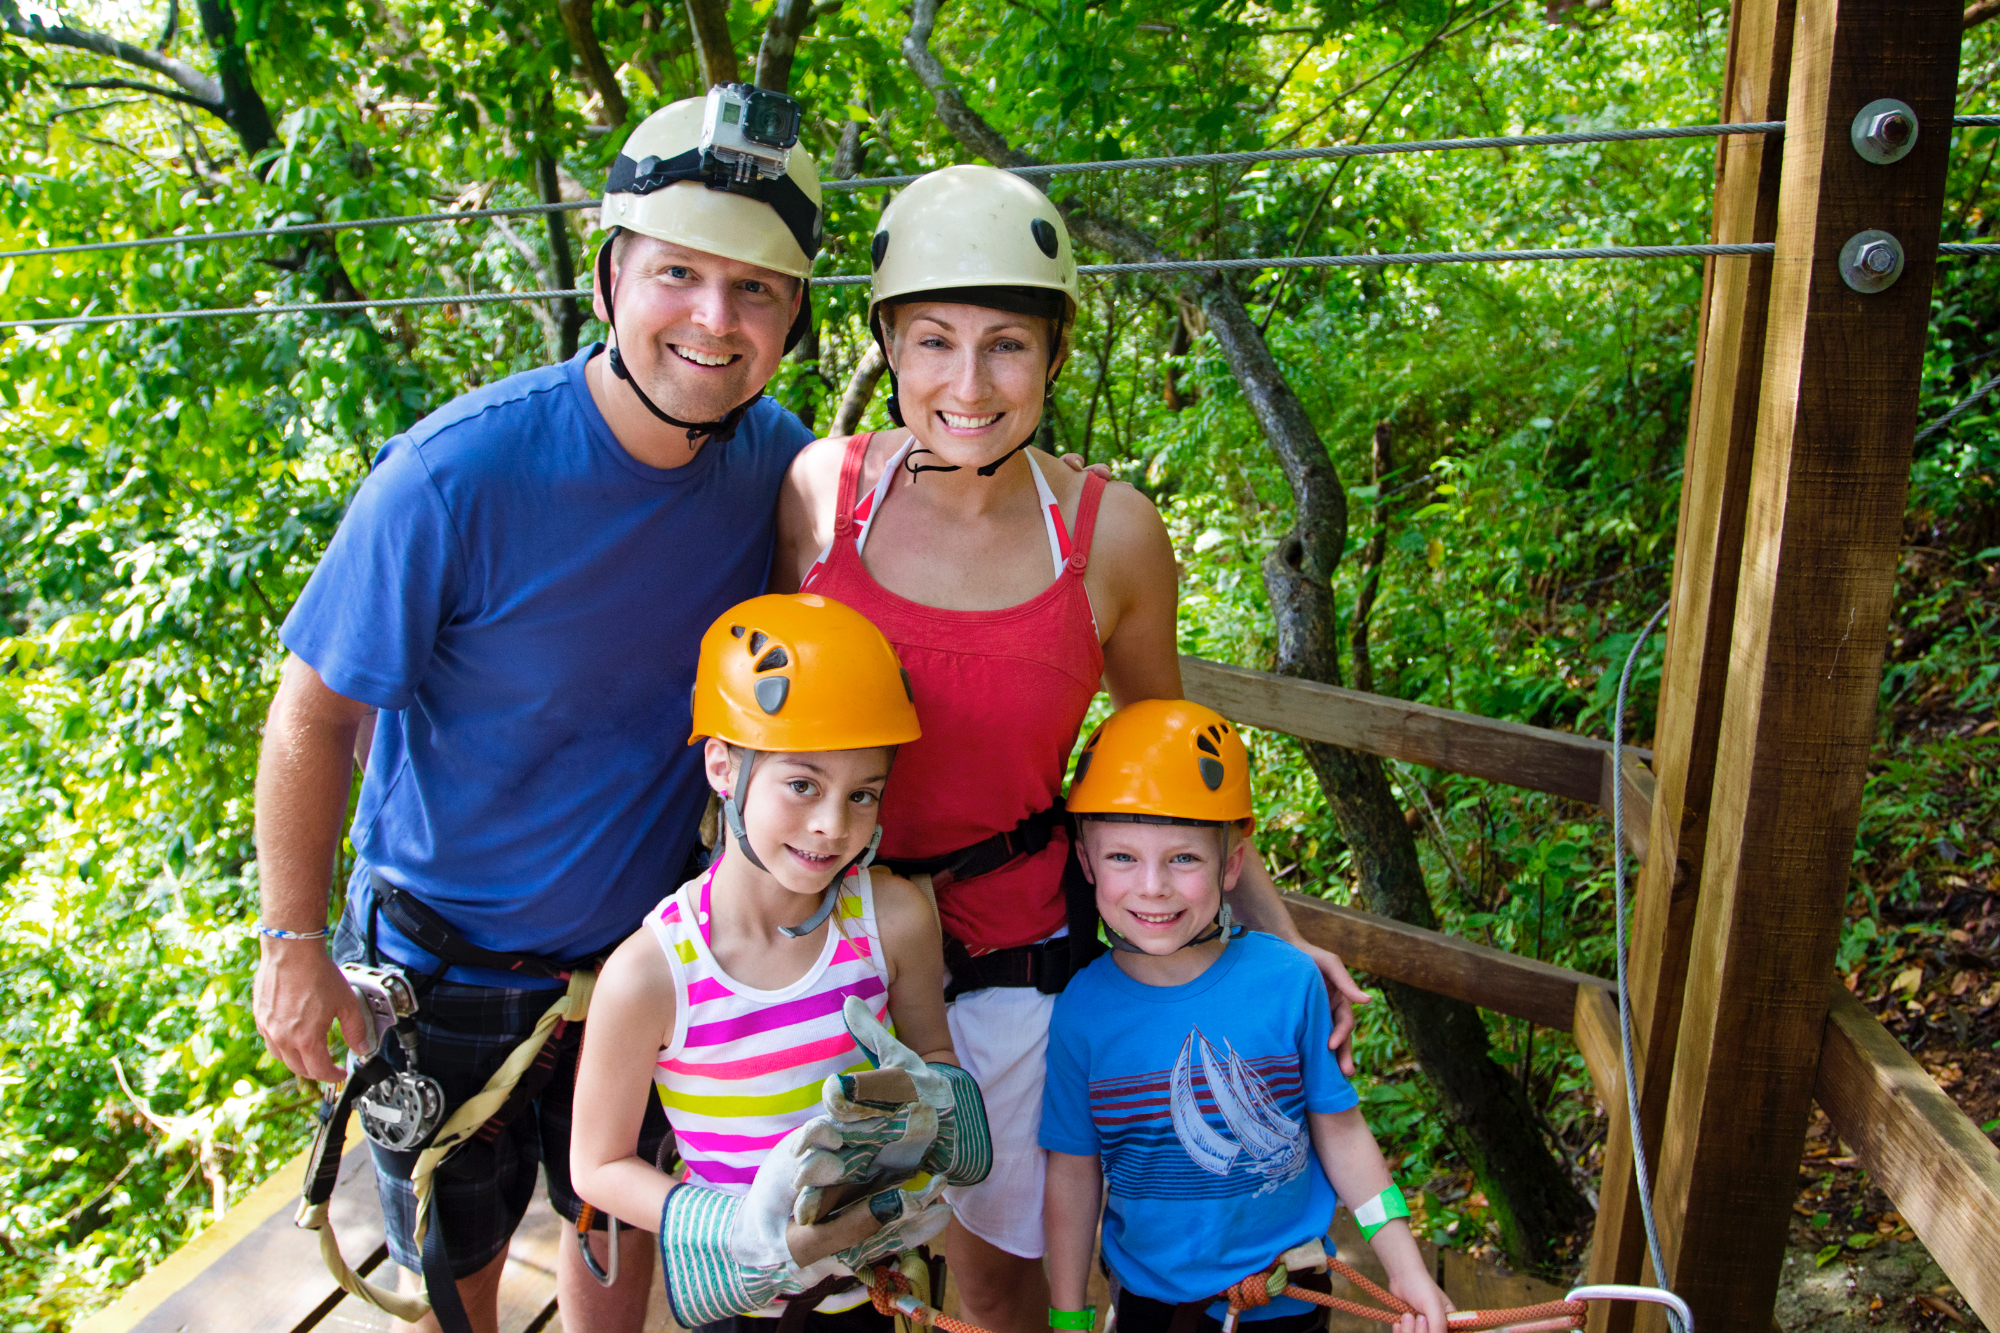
(1043, 1150), (1103, 1314)
(1229, 851), (1367, 1075)
(253, 653), (373, 1083)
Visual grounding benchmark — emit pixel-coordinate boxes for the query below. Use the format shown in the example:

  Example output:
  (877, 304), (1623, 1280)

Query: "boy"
(1040, 700), (1449, 1333)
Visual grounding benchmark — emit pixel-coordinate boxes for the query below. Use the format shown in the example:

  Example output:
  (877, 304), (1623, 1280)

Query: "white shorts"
(943, 985), (1056, 1260)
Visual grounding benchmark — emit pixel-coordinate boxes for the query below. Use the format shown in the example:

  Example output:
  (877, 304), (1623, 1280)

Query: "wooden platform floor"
(77, 1142), (1564, 1333)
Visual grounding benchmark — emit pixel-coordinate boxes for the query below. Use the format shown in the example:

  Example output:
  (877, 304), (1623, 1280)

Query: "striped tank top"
(648, 862), (889, 1191)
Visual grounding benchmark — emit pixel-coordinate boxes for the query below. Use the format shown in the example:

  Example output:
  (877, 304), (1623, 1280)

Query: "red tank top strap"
(1065, 471), (1109, 573)
(833, 433), (874, 536)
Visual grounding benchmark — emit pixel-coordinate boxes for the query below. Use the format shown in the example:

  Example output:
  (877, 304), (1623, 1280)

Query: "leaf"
(1814, 1244), (1843, 1268)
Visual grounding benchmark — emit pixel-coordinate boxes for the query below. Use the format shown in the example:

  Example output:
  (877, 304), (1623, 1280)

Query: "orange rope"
(1226, 1255), (1586, 1332)
(868, 1263), (991, 1333)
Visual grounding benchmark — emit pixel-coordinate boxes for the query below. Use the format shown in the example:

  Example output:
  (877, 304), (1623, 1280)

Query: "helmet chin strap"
(597, 237), (755, 447)
(719, 746), (886, 940)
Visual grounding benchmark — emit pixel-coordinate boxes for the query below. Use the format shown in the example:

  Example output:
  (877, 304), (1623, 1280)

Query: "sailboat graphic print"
(1168, 1028), (1308, 1195)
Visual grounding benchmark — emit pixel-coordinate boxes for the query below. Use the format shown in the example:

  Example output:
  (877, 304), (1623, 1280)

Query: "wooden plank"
(1572, 984), (1628, 1121)
(1642, 3), (1963, 1328)
(1282, 893), (1609, 1033)
(1184, 657), (1638, 807)
(319, 1187), (568, 1333)
(1581, 0), (1796, 1313)
(1814, 987), (2000, 1331)
(92, 1139), (387, 1333)
(1598, 748), (1656, 865)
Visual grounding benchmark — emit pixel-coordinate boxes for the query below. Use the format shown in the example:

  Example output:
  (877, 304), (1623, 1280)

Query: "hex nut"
(1839, 230), (1906, 293)
(1851, 98), (1919, 165)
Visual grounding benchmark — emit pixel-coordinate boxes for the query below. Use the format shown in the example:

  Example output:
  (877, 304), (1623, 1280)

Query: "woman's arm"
(875, 871), (957, 1065)
(1044, 1150), (1104, 1314)
(570, 929), (680, 1231)
(1307, 1109), (1450, 1333)
(1090, 482), (1183, 706)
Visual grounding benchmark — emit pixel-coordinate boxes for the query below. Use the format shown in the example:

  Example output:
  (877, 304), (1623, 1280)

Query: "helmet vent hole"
(754, 647), (789, 672)
(730, 625), (746, 638)
(1198, 756), (1226, 792)
(754, 676), (790, 715)
(900, 667), (915, 702)
(748, 631), (769, 654)
(1031, 218), (1059, 258)
(1072, 751), (1094, 785)
(1195, 734), (1220, 756)
(872, 231), (890, 270)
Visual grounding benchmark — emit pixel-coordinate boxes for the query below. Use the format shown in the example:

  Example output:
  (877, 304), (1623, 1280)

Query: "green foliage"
(0, 0), (1993, 1317)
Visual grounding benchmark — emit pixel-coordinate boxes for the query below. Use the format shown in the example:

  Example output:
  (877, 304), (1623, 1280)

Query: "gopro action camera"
(701, 83), (802, 185)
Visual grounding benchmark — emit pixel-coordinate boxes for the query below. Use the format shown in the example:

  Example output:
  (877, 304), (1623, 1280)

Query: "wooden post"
(1639, 3), (1961, 1328)
(1582, 1), (1794, 1324)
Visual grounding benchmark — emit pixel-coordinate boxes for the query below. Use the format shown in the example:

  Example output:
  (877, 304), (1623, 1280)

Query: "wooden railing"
(1185, 656), (2000, 1330)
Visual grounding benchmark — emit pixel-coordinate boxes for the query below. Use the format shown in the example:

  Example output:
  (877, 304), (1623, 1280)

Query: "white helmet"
(868, 165), (1079, 334)
(602, 95), (823, 280)
(866, 166), (1079, 445)
(595, 90), (823, 441)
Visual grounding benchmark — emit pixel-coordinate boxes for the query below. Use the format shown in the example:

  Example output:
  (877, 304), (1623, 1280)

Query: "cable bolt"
(1839, 230), (1905, 293)
(1851, 98), (1919, 165)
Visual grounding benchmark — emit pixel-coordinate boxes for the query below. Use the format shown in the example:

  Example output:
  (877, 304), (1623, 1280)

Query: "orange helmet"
(1067, 699), (1254, 829)
(690, 593), (921, 753)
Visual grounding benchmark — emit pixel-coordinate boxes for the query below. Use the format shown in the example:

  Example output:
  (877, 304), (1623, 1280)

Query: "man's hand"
(254, 943), (365, 1084)
(1056, 454), (1114, 480)
(1296, 940), (1368, 1076)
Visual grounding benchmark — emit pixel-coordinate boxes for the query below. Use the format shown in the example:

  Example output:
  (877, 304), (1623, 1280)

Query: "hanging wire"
(1610, 599), (1684, 1333)
(1913, 369), (2000, 442)
(0, 120), (1794, 264)
(0, 246), (1783, 329)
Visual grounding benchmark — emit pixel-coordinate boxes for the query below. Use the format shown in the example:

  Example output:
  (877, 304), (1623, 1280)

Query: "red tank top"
(802, 433), (1106, 952)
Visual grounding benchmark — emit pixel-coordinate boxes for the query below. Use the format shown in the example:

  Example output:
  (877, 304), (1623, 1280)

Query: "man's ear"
(591, 239), (616, 324)
(702, 737), (736, 796)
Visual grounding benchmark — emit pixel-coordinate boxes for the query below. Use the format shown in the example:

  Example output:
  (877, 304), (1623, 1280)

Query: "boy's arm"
(875, 871), (957, 1065)
(1308, 1109), (1451, 1333)
(570, 929), (680, 1231)
(1044, 1151), (1103, 1317)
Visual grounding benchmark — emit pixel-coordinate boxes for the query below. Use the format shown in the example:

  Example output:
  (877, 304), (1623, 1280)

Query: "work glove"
(659, 1116), (880, 1327)
(820, 995), (992, 1187)
(831, 1175), (953, 1272)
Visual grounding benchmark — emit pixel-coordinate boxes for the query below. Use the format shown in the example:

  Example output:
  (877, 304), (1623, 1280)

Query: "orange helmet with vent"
(689, 593), (921, 753)
(1067, 699), (1254, 830)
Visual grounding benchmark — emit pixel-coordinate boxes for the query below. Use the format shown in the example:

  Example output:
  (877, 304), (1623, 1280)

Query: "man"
(252, 95), (822, 1333)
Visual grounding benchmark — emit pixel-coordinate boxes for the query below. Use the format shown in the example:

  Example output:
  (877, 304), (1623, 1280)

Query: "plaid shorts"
(334, 917), (674, 1278)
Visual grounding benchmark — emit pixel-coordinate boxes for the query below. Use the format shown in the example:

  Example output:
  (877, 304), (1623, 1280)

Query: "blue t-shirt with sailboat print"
(1041, 930), (1359, 1318)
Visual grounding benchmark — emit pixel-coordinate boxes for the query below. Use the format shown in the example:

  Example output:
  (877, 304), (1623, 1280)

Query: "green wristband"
(1049, 1308), (1096, 1330)
(1354, 1183), (1411, 1240)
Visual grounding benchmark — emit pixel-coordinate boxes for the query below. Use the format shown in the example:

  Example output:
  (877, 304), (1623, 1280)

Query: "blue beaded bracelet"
(256, 924), (330, 941)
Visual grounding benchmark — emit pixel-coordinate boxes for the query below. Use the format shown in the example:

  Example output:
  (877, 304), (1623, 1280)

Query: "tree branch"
(684, 0), (739, 87)
(557, 0), (630, 126)
(53, 77), (215, 112)
(1968, 0), (2000, 27)
(753, 0), (816, 93)
(191, 0), (276, 155)
(3, 5), (225, 112)
(831, 342), (886, 437)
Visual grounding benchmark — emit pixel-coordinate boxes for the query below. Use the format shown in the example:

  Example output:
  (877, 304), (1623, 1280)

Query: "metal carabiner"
(575, 1204), (621, 1288)
(1565, 1285), (1693, 1333)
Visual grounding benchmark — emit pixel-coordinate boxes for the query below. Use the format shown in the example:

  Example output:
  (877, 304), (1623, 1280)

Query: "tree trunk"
(557, 0), (631, 127)
(192, 0), (276, 156)
(831, 344), (886, 437)
(1350, 423), (1392, 694)
(683, 0), (739, 87)
(536, 154), (585, 359)
(901, 0), (1588, 1268)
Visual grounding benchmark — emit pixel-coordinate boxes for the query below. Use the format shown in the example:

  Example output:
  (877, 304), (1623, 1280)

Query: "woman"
(773, 165), (1359, 1333)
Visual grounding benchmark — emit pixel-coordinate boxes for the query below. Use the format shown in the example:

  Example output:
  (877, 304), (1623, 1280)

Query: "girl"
(572, 593), (981, 1333)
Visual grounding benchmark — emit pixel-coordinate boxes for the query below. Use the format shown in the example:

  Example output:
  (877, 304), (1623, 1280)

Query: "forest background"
(0, 0), (1994, 1326)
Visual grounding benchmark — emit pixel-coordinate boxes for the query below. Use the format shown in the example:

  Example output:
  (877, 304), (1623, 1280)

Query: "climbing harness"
(295, 879), (609, 1333)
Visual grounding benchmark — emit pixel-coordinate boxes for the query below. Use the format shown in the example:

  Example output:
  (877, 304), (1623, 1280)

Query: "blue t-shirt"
(1040, 931), (1359, 1319)
(282, 344), (813, 985)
